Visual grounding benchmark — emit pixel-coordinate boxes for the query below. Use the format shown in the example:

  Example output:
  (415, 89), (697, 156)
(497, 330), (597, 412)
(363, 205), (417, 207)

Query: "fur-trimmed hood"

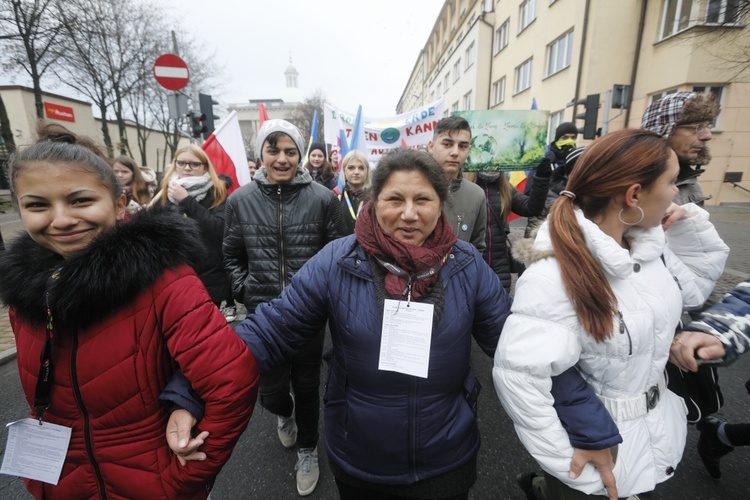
(0, 205), (205, 331)
(509, 221), (555, 266)
(511, 209), (670, 276)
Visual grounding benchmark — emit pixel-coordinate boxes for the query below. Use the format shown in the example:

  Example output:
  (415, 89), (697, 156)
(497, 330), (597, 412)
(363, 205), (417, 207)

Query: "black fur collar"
(0, 205), (205, 331)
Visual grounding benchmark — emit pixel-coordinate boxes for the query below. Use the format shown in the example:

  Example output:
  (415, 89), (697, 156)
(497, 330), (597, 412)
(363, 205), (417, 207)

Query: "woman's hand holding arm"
(661, 202), (691, 231)
(669, 331), (726, 372)
(570, 448), (618, 500)
(166, 409), (208, 466)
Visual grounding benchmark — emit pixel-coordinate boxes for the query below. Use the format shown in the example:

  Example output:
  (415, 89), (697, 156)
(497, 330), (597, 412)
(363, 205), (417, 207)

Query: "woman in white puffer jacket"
(493, 129), (729, 499)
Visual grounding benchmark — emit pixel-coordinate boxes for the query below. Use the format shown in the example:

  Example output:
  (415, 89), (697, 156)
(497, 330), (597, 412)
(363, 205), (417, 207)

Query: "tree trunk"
(98, 100), (114, 157)
(0, 95), (17, 150)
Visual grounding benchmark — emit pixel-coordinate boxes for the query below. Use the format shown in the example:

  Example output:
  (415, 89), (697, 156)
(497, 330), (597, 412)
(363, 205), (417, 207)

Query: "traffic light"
(575, 93), (600, 140)
(189, 111), (206, 139)
(199, 93), (219, 140)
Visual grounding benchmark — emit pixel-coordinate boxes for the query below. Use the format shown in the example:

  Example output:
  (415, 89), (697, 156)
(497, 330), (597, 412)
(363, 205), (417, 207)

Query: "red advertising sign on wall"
(44, 102), (76, 122)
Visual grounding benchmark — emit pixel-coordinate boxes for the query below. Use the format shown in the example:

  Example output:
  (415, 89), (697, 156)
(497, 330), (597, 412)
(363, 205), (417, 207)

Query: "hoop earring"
(618, 206), (645, 226)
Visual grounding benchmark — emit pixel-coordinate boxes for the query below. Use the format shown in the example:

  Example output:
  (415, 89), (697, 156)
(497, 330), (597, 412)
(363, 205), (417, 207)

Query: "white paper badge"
(1, 418), (71, 485)
(378, 299), (434, 378)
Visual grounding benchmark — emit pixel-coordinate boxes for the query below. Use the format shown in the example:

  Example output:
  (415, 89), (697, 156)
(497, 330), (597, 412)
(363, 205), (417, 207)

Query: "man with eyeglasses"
(641, 91), (721, 207)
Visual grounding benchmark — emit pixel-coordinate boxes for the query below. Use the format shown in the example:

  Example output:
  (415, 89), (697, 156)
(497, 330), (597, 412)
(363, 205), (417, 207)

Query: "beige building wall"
(1, 86), (99, 146)
(399, 0), (750, 205)
(1, 86), (189, 174)
(100, 119), (190, 174)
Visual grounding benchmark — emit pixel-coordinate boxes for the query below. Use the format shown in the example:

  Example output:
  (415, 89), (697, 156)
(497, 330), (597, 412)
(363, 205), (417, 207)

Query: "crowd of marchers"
(2, 91), (750, 500)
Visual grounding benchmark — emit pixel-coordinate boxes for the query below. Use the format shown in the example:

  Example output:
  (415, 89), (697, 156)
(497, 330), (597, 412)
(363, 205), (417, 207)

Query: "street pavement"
(0, 202), (749, 499)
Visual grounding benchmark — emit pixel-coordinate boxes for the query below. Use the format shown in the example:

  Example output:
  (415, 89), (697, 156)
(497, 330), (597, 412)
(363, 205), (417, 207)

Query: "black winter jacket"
(174, 190), (232, 304)
(339, 185), (370, 235)
(223, 166), (347, 313)
(475, 171), (550, 291)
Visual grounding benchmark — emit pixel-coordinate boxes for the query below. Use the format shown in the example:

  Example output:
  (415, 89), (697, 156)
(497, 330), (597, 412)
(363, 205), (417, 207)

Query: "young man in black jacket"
(223, 119), (347, 496)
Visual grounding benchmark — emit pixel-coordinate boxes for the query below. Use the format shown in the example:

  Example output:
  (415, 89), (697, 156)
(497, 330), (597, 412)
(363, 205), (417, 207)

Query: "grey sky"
(177, 0), (442, 116)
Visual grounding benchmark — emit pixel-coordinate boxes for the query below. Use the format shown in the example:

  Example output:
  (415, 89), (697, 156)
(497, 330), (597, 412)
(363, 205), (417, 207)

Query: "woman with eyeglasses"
(151, 146), (235, 318)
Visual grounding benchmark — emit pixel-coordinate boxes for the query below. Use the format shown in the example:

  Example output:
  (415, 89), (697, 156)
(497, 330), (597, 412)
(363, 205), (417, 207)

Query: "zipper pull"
(673, 276), (682, 290)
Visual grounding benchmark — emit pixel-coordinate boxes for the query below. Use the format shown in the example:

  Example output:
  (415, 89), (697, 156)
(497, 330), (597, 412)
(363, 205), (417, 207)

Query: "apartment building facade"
(398, 0), (750, 205)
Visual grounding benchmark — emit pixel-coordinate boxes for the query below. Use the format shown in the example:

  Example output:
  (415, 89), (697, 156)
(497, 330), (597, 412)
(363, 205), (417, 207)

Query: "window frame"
(492, 76), (506, 106)
(463, 90), (473, 110)
(705, 0), (743, 24)
(494, 18), (510, 54)
(545, 30), (574, 77)
(519, 0), (538, 33)
(659, 0), (694, 40)
(514, 57), (533, 95)
(465, 42), (476, 70)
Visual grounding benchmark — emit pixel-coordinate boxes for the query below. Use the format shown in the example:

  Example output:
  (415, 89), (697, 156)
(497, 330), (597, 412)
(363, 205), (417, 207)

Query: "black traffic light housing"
(575, 94), (600, 140)
(189, 111), (207, 139)
(199, 93), (219, 140)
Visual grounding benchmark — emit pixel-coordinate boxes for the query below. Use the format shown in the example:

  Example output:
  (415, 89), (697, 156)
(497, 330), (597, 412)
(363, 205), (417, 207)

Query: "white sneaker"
(220, 301), (237, 323)
(277, 412), (297, 448)
(295, 447), (319, 496)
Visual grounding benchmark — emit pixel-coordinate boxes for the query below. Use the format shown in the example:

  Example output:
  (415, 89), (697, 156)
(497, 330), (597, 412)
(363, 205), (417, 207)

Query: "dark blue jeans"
(259, 327), (325, 450)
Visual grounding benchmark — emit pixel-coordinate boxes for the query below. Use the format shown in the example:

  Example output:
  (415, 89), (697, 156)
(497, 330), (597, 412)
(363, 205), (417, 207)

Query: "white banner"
(324, 98), (445, 164)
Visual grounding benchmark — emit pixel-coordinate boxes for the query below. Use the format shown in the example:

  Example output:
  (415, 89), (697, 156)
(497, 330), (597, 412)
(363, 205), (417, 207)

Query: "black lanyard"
(375, 256), (447, 304)
(34, 271), (60, 424)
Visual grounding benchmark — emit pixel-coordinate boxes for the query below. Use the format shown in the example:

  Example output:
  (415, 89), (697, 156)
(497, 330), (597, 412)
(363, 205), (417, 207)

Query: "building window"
(660, 0), (693, 39)
(546, 30), (574, 77)
(492, 77), (506, 106)
(453, 59), (461, 83)
(706, 0), (742, 24)
(548, 110), (565, 140)
(484, 0), (494, 12)
(430, 91), (435, 102)
(463, 90), (473, 110)
(465, 43), (476, 70)
(444, 73), (450, 91)
(519, 0), (537, 33)
(459, 0), (465, 17)
(494, 18), (510, 54)
(648, 88), (679, 106)
(443, 107), (450, 117)
(452, 101), (460, 114)
(514, 58), (533, 94)
(437, 82), (442, 96)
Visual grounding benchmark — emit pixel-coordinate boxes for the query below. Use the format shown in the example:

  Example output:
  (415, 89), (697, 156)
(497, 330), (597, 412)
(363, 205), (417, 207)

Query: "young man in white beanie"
(224, 119), (347, 495)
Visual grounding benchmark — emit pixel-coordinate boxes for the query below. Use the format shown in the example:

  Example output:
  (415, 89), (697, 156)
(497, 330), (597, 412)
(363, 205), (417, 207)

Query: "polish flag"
(201, 110), (250, 194)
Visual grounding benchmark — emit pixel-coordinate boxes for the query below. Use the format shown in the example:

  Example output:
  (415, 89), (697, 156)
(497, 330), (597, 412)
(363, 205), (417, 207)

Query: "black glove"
(534, 157), (553, 178)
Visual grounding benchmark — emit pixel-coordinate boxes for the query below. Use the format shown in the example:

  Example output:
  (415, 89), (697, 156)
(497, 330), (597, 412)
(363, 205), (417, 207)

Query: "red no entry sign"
(153, 54), (190, 91)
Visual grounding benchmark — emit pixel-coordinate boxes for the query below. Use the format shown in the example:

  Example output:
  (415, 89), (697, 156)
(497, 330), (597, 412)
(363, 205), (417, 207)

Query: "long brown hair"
(156, 145), (227, 209)
(547, 129), (671, 342)
(113, 155), (152, 205)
